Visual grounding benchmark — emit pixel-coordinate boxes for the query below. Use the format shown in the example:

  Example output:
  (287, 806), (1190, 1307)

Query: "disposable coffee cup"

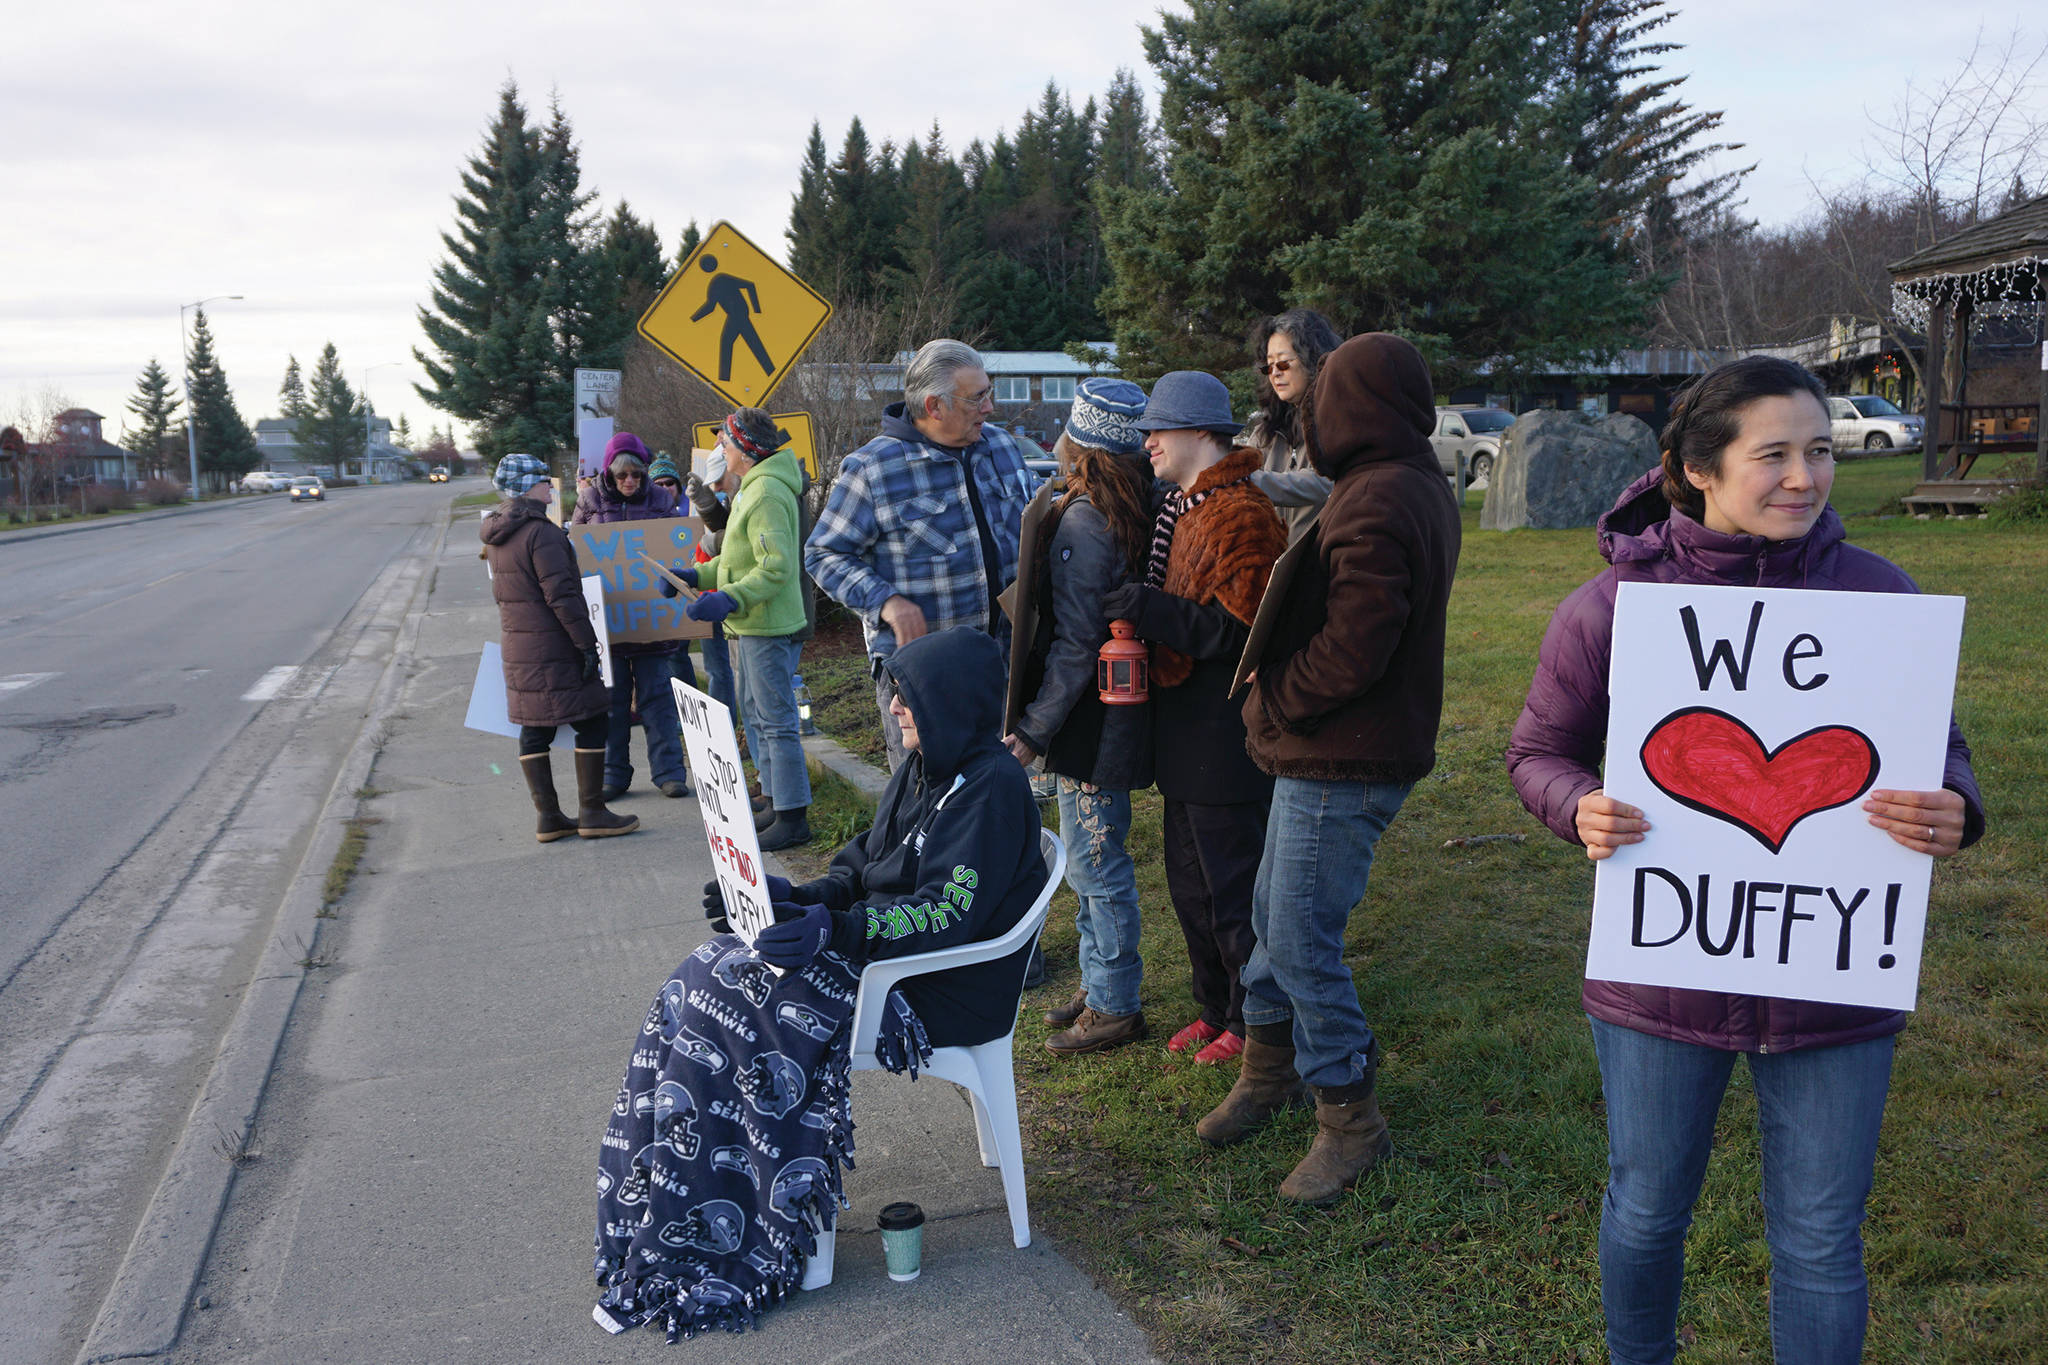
(877, 1202), (925, 1282)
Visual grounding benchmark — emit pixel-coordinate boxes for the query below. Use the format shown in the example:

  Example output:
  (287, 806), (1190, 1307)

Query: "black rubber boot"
(758, 806), (811, 851)
(573, 750), (640, 838)
(520, 753), (577, 843)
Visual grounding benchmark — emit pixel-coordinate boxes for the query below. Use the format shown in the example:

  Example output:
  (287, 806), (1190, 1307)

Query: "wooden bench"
(1900, 480), (2023, 517)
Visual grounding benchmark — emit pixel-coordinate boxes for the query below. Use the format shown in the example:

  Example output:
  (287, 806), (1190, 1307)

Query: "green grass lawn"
(804, 468), (2046, 1363)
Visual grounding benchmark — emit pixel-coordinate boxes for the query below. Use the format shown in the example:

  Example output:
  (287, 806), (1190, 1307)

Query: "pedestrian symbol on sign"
(636, 221), (834, 409)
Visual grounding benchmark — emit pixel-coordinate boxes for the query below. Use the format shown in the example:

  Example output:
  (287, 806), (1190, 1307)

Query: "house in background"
(793, 344), (1120, 451)
(34, 409), (144, 488)
(251, 415), (411, 482)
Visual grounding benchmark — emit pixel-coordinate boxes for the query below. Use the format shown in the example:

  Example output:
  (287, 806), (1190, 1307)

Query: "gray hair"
(903, 339), (984, 419)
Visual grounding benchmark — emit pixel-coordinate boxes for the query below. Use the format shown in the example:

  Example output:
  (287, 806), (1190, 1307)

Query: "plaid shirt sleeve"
(804, 448), (896, 618)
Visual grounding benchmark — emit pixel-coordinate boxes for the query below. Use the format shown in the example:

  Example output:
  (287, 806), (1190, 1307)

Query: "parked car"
(289, 477), (326, 503)
(428, 466), (450, 483)
(1430, 407), (1514, 483)
(239, 471), (287, 493)
(1827, 394), (1923, 451)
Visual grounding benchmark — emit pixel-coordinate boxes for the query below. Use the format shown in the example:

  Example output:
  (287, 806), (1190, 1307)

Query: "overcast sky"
(0, 1), (2031, 450)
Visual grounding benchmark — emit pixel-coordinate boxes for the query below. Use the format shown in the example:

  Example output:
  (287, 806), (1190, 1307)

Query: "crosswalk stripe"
(241, 666), (299, 702)
(0, 672), (60, 695)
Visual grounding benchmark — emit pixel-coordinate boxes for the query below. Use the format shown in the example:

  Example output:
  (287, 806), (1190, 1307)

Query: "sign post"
(672, 679), (774, 944)
(1589, 582), (1965, 1011)
(574, 369), (620, 479)
(693, 412), (819, 480)
(637, 221), (833, 409)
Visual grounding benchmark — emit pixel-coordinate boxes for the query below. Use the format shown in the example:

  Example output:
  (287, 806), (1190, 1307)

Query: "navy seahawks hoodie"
(794, 627), (1046, 1047)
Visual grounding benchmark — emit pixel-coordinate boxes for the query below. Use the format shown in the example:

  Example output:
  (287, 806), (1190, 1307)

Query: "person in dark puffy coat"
(1506, 356), (1984, 1365)
(572, 430), (695, 801)
(481, 454), (636, 840)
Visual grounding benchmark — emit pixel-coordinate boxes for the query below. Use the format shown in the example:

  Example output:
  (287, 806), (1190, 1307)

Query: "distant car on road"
(1430, 407), (1514, 483)
(288, 477), (326, 503)
(239, 471), (288, 493)
(428, 466), (449, 483)
(1827, 394), (1923, 451)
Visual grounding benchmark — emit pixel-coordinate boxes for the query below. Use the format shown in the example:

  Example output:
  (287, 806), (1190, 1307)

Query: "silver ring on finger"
(1927, 825), (1936, 843)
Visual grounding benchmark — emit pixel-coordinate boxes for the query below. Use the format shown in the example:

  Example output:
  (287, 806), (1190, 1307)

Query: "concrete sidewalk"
(165, 523), (1158, 1363)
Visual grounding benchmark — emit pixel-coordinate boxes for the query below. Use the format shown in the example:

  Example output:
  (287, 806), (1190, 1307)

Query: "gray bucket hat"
(1130, 371), (1242, 435)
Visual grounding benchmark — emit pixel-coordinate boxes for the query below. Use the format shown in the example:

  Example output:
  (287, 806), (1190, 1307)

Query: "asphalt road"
(0, 484), (447, 981)
(0, 481), (456, 1363)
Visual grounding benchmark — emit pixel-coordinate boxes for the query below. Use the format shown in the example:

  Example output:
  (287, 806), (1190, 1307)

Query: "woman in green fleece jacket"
(665, 407), (814, 849)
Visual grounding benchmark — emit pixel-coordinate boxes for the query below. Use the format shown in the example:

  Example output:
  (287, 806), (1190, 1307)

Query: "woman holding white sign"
(1506, 356), (1984, 1364)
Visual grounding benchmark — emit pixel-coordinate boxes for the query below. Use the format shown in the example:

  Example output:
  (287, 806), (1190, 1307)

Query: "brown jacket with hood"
(482, 496), (609, 727)
(1242, 333), (1461, 782)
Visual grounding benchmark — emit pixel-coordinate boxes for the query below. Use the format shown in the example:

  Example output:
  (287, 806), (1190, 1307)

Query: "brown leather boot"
(519, 753), (577, 842)
(1043, 990), (1089, 1028)
(1044, 1008), (1147, 1055)
(1278, 1076), (1392, 1206)
(1194, 1023), (1307, 1146)
(573, 749), (639, 838)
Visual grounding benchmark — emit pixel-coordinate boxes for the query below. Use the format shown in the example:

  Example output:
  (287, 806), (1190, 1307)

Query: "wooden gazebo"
(1889, 193), (2048, 512)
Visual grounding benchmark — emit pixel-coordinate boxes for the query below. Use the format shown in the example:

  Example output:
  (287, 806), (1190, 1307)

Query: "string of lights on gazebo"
(1891, 256), (2048, 334)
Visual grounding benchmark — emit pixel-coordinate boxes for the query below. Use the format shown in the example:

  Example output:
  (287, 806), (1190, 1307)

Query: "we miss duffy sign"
(1590, 582), (1964, 1011)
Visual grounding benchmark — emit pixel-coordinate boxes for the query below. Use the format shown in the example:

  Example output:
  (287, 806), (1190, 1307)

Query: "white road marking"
(241, 666), (299, 702)
(282, 664), (337, 699)
(0, 672), (60, 694)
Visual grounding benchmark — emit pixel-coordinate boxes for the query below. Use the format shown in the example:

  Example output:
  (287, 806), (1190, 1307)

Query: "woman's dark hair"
(1248, 308), (1344, 448)
(1659, 356), (1830, 519)
(1055, 433), (1154, 577)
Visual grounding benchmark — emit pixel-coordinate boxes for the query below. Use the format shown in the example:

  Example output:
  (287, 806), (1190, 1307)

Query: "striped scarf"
(1144, 471), (1245, 587)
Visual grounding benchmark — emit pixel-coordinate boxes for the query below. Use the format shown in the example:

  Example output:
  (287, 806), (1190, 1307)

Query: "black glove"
(701, 878), (732, 935)
(754, 903), (832, 970)
(1102, 583), (1154, 626)
(581, 645), (601, 683)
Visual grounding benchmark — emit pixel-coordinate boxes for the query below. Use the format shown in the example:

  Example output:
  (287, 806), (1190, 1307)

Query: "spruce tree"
(300, 343), (365, 473)
(786, 123), (833, 287)
(583, 201), (667, 370)
(1098, 0), (1661, 388)
(533, 96), (597, 447)
(278, 355), (311, 424)
(123, 359), (182, 478)
(394, 414), (413, 448)
(183, 309), (258, 489)
(415, 81), (555, 461)
(676, 220), (703, 270)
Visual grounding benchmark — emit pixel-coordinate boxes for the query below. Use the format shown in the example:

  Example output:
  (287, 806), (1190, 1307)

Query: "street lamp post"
(181, 294), (243, 499)
(361, 363), (401, 483)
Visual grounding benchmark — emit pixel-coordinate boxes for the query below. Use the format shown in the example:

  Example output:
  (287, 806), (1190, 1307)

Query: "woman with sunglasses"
(1245, 309), (1344, 542)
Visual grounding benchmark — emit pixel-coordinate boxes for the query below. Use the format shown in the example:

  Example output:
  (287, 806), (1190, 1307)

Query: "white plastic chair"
(802, 826), (1064, 1290)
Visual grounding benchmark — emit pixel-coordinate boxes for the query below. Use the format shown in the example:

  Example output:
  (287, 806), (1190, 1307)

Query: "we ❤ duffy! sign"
(1591, 582), (1965, 1011)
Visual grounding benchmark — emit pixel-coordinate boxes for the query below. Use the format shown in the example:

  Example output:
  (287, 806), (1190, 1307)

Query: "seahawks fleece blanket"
(593, 936), (930, 1341)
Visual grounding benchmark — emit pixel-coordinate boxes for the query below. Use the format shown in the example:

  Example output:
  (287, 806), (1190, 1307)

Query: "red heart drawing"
(1639, 707), (1879, 853)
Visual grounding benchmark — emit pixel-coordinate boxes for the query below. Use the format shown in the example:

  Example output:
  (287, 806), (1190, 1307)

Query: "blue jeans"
(1056, 779), (1142, 1016)
(1590, 1018), (1893, 1365)
(732, 634), (810, 812)
(1239, 776), (1412, 1089)
(605, 653), (688, 789)
(700, 626), (737, 715)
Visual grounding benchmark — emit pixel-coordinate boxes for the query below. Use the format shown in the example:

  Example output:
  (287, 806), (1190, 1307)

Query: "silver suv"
(1827, 395), (1922, 451)
(1430, 407), (1513, 482)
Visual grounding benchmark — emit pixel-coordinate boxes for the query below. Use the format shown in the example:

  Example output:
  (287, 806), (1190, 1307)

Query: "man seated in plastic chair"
(593, 627), (1046, 1343)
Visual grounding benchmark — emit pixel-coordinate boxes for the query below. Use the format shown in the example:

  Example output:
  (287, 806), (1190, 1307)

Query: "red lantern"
(1097, 619), (1149, 704)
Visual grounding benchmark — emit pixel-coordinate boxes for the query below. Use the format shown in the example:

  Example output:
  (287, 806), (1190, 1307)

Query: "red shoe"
(1168, 1019), (1224, 1054)
(1193, 1031), (1246, 1065)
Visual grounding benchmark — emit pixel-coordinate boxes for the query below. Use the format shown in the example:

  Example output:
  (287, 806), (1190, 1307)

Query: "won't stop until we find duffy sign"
(1590, 582), (1964, 1012)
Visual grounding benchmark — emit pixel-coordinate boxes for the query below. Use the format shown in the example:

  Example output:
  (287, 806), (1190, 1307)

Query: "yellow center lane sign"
(638, 221), (833, 408)
(693, 412), (820, 481)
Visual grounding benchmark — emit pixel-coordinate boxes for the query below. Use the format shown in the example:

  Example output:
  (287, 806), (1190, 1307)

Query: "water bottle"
(792, 674), (816, 735)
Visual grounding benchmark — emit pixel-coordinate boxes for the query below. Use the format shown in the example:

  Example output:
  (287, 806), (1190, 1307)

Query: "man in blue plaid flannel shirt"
(806, 338), (1038, 772)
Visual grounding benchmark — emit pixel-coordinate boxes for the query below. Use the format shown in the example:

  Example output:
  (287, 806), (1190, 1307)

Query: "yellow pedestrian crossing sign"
(639, 220), (833, 408)
(694, 412), (819, 481)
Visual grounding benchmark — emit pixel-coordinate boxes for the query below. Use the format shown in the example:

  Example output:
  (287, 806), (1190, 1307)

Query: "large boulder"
(1480, 410), (1660, 531)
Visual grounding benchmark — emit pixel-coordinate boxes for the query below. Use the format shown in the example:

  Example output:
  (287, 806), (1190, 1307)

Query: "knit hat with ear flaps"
(646, 453), (680, 483)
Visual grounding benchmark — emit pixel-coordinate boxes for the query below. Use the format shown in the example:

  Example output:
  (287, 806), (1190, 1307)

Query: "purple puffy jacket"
(1505, 470), (1985, 1053)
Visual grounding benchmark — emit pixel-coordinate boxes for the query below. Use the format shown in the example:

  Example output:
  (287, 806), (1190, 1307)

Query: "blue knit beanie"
(1066, 377), (1149, 456)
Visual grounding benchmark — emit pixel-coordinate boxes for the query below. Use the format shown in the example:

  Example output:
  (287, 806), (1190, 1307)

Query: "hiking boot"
(1043, 989), (1089, 1028)
(1045, 1008), (1146, 1056)
(1195, 1024), (1307, 1146)
(573, 749), (640, 838)
(1278, 1076), (1392, 1206)
(1193, 1030), (1246, 1066)
(1168, 1019), (1224, 1054)
(519, 753), (577, 843)
(754, 805), (778, 832)
(758, 807), (812, 852)
(658, 778), (693, 798)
